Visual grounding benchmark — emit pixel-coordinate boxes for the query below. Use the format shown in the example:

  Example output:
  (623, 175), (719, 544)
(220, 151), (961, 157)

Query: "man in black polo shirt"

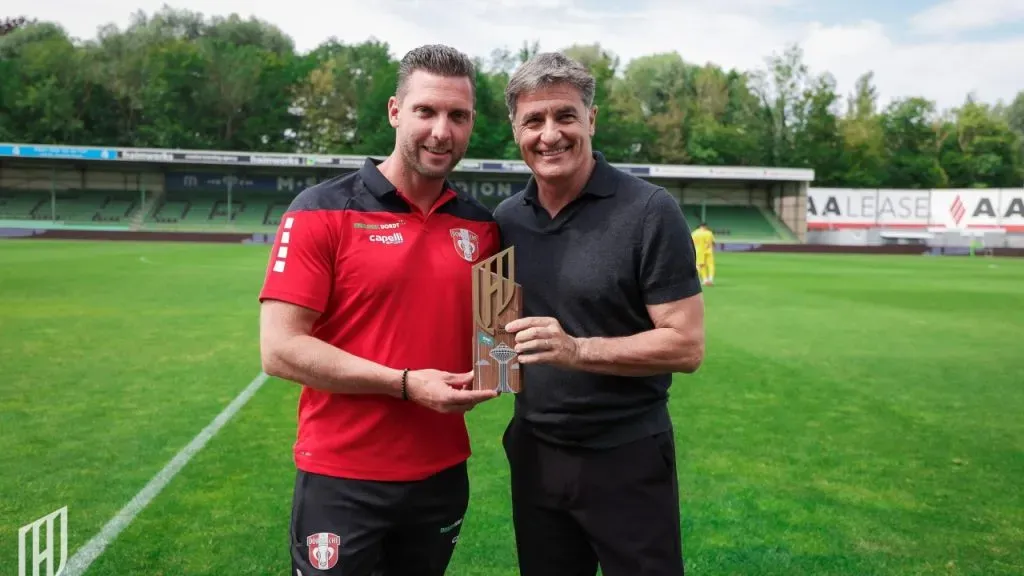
(493, 52), (706, 576)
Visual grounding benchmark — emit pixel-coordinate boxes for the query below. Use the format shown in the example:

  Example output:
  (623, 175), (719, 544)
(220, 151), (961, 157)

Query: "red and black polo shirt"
(258, 158), (501, 482)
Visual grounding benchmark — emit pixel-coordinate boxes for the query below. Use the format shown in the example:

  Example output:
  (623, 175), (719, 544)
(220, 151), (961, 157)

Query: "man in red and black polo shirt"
(258, 44), (501, 576)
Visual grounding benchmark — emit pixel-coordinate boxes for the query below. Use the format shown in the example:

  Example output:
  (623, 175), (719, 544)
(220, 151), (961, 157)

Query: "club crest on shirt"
(449, 228), (480, 262)
(306, 532), (341, 570)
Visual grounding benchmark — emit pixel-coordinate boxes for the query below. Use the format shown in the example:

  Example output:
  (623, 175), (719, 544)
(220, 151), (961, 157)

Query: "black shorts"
(503, 418), (685, 576)
(289, 461), (469, 576)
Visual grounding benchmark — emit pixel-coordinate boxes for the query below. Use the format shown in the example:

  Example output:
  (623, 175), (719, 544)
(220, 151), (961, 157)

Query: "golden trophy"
(471, 247), (523, 393)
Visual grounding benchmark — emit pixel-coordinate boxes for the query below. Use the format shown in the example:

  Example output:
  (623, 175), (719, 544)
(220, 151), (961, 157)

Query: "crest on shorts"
(306, 532), (341, 570)
(450, 228), (480, 262)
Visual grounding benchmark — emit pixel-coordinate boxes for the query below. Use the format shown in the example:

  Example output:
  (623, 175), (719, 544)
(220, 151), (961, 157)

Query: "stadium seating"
(682, 205), (787, 241)
(1, 188), (793, 241)
(0, 190), (141, 224)
(0, 192), (44, 220)
(0, 190), (285, 231)
(145, 191), (289, 231)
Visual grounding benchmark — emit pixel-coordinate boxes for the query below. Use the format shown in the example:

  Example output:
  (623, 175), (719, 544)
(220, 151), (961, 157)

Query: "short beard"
(400, 139), (459, 180)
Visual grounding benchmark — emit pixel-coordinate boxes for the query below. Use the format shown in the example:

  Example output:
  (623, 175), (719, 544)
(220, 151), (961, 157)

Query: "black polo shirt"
(493, 152), (702, 449)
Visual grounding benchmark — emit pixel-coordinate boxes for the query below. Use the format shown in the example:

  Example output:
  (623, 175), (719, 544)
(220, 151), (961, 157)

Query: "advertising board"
(807, 188), (1024, 232)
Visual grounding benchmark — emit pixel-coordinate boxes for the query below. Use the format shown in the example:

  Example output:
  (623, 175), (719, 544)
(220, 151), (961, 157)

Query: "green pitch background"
(1, 240), (1022, 575)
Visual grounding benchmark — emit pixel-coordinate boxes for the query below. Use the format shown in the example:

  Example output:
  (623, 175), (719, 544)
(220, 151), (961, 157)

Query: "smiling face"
(388, 70), (475, 180)
(511, 82), (596, 182)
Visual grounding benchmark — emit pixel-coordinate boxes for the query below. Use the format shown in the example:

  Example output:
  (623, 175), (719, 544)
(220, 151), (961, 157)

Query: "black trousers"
(503, 418), (685, 576)
(289, 461), (469, 576)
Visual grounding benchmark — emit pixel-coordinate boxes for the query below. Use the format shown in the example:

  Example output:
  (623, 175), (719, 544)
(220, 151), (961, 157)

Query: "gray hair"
(397, 44), (477, 101)
(504, 52), (596, 119)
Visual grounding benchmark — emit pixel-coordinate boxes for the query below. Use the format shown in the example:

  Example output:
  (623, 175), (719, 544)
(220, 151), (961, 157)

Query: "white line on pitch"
(62, 371), (270, 576)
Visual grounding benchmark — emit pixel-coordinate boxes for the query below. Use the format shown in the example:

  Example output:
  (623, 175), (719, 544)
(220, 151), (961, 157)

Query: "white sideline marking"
(62, 372), (270, 575)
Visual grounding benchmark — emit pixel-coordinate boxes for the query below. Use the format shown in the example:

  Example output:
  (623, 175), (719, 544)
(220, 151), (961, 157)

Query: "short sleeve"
(639, 189), (703, 305)
(258, 209), (335, 314)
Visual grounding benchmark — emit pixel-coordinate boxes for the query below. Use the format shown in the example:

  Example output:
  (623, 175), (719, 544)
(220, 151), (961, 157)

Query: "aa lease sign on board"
(807, 188), (1024, 232)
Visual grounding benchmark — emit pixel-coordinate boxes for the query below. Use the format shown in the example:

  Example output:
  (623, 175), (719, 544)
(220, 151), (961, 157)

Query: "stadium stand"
(0, 189), (286, 230)
(682, 204), (789, 241)
(0, 144), (815, 242)
(0, 190), (141, 223)
(0, 191), (43, 220)
(145, 191), (286, 230)
(1, 187), (793, 240)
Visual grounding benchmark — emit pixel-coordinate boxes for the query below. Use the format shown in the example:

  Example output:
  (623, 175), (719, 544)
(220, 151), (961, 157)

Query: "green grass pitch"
(1, 239), (1022, 575)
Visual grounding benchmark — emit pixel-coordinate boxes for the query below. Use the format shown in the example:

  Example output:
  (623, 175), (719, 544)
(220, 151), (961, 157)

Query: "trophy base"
(473, 327), (522, 394)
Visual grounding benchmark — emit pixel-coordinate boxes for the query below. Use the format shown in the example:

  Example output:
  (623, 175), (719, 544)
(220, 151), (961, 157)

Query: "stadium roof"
(0, 142), (815, 183)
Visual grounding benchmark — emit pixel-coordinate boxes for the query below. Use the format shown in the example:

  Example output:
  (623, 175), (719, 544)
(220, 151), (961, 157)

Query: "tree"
(1, 7), (1021, 189)
(881, 97), (947, 188)
(0, 16), (27, 36)
(838, 72), (886, 187)
(939, 100), (1022, 188)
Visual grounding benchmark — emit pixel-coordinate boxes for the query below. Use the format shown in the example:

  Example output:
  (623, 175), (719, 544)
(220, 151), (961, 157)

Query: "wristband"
(401, 369), (410, 400)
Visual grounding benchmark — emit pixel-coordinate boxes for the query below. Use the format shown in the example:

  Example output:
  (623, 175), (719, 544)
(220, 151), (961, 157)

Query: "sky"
(18, 0), (1024, 111)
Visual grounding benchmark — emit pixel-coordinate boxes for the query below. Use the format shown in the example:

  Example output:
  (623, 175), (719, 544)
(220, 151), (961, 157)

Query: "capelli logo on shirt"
(369, 232), (404, 245)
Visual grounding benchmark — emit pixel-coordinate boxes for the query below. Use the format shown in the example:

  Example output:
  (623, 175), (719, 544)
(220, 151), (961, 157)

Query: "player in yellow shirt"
(691, 222), (715, 286)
